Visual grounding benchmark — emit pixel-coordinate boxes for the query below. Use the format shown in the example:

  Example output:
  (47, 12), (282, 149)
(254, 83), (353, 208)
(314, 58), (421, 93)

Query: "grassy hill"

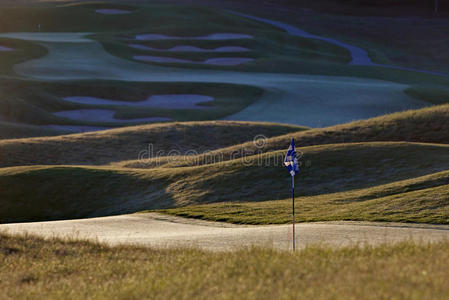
(163, 170), (449, 224)
(120, 104), (449, 168)
(0, 120), (67, 139)
(1, 103), (447, 169)
(1, 105), (448, 223)
(2, 141), (448, 223)
(0, 121), (304, 167)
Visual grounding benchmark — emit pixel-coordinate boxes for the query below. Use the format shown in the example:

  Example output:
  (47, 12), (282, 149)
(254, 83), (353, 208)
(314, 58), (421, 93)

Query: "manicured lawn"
(0, 38), (47, 75)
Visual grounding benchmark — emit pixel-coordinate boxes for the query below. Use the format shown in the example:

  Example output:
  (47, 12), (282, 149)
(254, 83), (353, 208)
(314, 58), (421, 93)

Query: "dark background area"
(1, 0), (448, 16)
(256, 0), (449, 15)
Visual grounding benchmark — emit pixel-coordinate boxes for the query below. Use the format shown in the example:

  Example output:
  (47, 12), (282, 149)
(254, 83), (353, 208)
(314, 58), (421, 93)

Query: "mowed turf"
(0, 79), (264, 129)
(2, 233), (449, 299)
(0, 38), (47, 75)
(224, 0), (449, 74)
(0, 1), (351, 72)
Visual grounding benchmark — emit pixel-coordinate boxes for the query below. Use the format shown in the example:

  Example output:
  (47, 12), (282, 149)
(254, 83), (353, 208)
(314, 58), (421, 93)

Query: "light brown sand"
(1, 213), (448, 251)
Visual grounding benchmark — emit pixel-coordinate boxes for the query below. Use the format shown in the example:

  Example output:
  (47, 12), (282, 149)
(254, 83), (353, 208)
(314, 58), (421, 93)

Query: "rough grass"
(0, 3), (275, 34)
(162, 170), (449, 225)
(1, 105), (449, 223)
(0, 120), (67, 139)
(405, 84), (449, 105)
(121, 104), (449, 169)
(1, 232), (449, 299)
(1, 142), (448, 223)
(0, 120), (304, 167)
(0, 165), (173, 222)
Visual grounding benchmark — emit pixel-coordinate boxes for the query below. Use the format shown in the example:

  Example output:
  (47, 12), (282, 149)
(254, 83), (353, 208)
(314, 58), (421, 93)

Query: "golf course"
(1, 0), (449, 299)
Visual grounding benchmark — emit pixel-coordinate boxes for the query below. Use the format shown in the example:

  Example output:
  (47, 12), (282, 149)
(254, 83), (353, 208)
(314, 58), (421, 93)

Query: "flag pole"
(292, 174), (295, 251)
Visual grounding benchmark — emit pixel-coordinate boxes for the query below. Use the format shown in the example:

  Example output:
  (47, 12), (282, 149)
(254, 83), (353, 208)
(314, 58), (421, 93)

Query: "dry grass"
(120, 104), (449, 169)
(162, 170), (449, 224)
(0, 107), (448, 224)
(1, 232), (449, 299)
(1, 141), (448, 223)
(0, 121), (304, 167)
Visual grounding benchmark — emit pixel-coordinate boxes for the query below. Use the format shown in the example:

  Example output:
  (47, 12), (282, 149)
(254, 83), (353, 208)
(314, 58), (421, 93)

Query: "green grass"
(0, 38), (47, 75)
(0, 3), (275, 34)
(1, 2), (353, 75)
(0, 120), (67, 139)
(2, 2), (449, 138)
(0, 79), (264, 127)
(1, 232), (449, 299)
(227, 0), (449, 74)
(95, 16), (351, 71)
(405, 84), (449, 105)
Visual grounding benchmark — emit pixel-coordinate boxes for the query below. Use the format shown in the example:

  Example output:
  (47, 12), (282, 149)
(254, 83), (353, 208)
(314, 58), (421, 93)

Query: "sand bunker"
(134, 55), (253, 66)
(134, 56), (191, 64)
(95, 9), (131, 15)
(44, 125), (112, 133)
(64, 94), (214, 109)
(129, 44), (250, 53)
(204, 58), (254, 66)
(12, 34), (428, 127)
(2, 213), (449, 251)
(135, 33), (253, 41)
(0, 46), (14, 51)
(54, 109), (172, 123)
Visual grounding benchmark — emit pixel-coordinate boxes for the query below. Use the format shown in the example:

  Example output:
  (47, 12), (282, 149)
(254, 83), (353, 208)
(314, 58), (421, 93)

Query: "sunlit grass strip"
(160, 170), (449, 225)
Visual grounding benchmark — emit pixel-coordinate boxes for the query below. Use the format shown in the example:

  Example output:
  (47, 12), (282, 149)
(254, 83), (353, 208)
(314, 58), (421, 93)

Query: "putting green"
(9, 33), (427, 127)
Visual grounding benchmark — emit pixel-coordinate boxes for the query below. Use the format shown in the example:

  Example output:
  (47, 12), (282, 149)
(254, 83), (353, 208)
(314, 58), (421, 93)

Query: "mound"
(0, 120), (66, 139)
(130, 104), (449, 169)
(0, 121), (304, 168)
(164, 170), (449, 224)
(2, 142), (448, 223)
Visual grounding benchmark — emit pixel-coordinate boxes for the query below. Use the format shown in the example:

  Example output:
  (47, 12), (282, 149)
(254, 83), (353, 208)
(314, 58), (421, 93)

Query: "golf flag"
(284, 139), (299, 176)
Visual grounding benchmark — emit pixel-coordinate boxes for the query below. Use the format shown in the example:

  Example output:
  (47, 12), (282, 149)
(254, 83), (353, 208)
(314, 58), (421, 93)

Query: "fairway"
(0, 2), (446, 132)
(6, 32), (425, 127)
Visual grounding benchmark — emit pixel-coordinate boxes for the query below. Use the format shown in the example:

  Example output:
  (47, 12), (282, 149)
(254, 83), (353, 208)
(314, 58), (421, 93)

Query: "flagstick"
(292, 174), (295, 251)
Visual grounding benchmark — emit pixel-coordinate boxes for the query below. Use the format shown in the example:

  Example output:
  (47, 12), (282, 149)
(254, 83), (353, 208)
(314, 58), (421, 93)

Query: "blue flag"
(284, 139), (299, 176)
